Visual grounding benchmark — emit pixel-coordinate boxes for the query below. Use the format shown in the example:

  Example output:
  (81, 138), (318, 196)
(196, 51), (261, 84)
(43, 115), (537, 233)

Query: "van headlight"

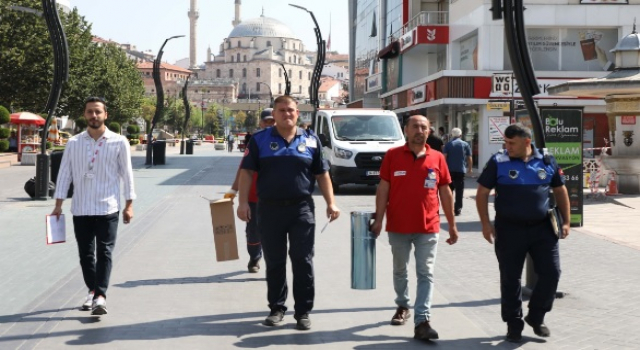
(334, 147), (353, 159)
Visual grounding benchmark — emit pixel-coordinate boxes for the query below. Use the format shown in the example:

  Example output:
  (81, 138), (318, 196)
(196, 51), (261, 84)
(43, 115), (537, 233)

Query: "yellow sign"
(487, 102), (510, 111)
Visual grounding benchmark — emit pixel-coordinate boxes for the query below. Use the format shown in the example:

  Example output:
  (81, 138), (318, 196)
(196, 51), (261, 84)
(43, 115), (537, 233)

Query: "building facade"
(349, 0), (640, 169)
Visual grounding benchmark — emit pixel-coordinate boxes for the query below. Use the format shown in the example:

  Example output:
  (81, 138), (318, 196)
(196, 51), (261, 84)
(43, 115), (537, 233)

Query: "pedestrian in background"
(443, 128), (473, 216)
(8, 130), (18, 152)
(237, 95), (340, 331)
(51, 96), (136, 316)
(475, 123), (570, 342)
(371, 115), (459, 341)
(438, 127), (450, 145)
(227, 133), (235, 152)
(426, 126), (444, 152)
(225, 108), (275, 273)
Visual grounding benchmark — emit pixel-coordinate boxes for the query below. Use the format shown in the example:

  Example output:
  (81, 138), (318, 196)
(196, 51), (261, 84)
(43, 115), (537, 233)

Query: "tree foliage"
(0, 1), (144, 124)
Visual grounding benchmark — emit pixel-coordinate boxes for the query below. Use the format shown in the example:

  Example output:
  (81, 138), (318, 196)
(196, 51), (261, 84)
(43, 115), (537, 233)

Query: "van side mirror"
(319, 133), (331, 148)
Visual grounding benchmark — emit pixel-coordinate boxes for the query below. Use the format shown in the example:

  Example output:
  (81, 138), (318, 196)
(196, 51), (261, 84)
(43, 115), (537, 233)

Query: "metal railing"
(391, 11), (449, 40)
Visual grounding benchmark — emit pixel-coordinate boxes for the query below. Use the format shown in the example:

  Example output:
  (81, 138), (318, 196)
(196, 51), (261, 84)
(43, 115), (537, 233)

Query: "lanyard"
(87, 137), (106, 172)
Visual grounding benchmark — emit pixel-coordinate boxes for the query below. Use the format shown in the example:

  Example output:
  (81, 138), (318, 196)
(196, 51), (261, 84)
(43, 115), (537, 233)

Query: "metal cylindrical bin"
(351, 211), (376, 290)
(186, 140), (194, 154)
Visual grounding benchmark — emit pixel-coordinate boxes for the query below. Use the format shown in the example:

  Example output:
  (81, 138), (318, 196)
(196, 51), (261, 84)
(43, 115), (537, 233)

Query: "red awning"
(378, 41), (400, 60)
(10, 112), (46, 126)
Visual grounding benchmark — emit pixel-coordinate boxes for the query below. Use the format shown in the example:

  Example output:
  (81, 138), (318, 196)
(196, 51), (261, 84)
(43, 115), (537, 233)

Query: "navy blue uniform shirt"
(477, 148), (564, 222)
(241, 126), (329, 200)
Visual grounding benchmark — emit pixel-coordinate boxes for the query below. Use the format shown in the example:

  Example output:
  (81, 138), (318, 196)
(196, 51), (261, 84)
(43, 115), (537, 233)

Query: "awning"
(378, 41), (400, 60)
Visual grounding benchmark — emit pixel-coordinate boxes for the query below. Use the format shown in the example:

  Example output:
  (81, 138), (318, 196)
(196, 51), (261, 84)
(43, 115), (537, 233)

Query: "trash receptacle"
(50, 150), (73, 198)
(351, 211), (376, 290)
(152, 140), (166, 165)
(186, 140), (194, 154)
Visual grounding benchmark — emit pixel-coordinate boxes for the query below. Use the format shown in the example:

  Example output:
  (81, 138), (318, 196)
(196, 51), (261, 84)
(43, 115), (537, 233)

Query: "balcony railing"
(391, 11), (449, 40)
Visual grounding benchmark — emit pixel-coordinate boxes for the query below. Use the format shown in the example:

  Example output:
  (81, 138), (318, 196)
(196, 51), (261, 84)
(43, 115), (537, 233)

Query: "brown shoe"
(390, 306), (411, 325)
(414, 321), (439, 340)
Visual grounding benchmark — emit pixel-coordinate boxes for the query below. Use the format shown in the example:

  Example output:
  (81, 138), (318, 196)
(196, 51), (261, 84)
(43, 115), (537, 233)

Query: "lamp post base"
(34, 153), (50, 200)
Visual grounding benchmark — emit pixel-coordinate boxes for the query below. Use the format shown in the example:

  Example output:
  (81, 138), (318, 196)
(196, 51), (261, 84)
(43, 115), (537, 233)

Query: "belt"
(259, 195), (312, 207)
(496, 215), (548, 226)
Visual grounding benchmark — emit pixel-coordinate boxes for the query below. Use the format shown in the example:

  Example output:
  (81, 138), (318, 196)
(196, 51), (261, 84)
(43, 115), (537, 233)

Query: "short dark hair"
(438, 126), (446, 133)
(504, 123), (532, 139)
(84, 96), (108, 112)
(273, 95), (297, 107)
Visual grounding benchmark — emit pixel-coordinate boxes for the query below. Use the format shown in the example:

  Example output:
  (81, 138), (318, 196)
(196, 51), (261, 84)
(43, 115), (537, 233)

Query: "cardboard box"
(209, 198), (239, 261)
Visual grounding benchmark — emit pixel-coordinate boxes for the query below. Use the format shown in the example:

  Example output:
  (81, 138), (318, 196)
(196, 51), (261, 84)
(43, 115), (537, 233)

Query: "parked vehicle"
(314, 109), (404, 193)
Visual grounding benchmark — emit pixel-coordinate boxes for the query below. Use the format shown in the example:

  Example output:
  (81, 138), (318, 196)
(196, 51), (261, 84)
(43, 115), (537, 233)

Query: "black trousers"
(257, 198), (315, 316)
(448, 172), (465, 212)
(246, 202), (262, 261)
(494, 218), (561, 328)
(73, 212), (119, 299)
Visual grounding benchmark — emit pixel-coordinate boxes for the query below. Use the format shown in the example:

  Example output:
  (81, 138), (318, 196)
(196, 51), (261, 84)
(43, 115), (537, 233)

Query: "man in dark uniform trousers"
(475, 123), (570, 342)
(237, 95), (340, 331)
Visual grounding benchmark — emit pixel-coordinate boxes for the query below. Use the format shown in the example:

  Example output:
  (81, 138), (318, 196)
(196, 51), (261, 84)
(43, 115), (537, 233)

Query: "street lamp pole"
(258, 82), (273, 108)
(146, 34), (184, 165)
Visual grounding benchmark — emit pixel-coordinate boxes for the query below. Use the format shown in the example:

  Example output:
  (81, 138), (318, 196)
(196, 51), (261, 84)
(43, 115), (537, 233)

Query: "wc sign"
(491, 74), (513, 97)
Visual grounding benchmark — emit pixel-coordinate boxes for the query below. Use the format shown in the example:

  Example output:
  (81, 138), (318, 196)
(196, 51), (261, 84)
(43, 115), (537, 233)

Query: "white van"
(314, 109), (405, 193)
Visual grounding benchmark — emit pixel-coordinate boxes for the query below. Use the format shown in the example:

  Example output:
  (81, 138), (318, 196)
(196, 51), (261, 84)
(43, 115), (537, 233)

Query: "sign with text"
(580, 0), (628, 3)
(541, 108), (583, 227)
(621, 116), (636, 125)
(365, 73), (382, 93)
(488, 117), (510, 143)
(491, 74), (513, 96)
(400, 30), (415, 52)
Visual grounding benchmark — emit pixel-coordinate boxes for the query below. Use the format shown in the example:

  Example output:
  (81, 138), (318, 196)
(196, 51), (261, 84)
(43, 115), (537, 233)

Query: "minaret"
(207, 46), (212, 62)
(188, 0), (199, 68)
(232, 0), (241, 27)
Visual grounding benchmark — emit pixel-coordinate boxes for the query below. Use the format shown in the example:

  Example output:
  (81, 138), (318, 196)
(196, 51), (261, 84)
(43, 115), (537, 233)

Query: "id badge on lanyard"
(85, 137), (105, 180)
(424, 169), (437, 189)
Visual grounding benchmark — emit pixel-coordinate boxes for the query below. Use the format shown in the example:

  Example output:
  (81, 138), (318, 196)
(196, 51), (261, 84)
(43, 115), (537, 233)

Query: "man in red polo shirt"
(371, 114), (459, 341)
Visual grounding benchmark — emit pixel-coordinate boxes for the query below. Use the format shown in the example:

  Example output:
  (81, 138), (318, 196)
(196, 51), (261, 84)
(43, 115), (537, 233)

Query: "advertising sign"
(504, 27), (618, 71)
(400, 30), (414, 52)
(410, 85), (426, 105)
(365, 73), (382, 93)
(459, 34), (478, 70)
(541, 108), (584, 227)
(621, 116), (636, 125)
(580, 0), (628, 3)
(488, 117), (510, 143)
(491, 74), (513, 97)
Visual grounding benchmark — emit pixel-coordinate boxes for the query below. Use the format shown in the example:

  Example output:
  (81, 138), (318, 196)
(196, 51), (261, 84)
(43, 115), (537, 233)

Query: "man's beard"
(88, 120), (104, 129)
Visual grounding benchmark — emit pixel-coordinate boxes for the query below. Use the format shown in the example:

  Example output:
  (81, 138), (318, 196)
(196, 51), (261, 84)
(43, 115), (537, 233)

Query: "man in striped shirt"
(51, 96), (136, 316)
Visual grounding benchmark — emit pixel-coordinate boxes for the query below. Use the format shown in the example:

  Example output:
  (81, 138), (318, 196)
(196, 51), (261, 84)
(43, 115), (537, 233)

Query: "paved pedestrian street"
(1, 145), (639, 349)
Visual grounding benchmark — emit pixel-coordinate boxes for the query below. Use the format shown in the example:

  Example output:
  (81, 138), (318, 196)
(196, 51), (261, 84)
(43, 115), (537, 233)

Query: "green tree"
(244, 112), (258, 132)
(234, 110), (247, 130)
(0, 2), (144, 124)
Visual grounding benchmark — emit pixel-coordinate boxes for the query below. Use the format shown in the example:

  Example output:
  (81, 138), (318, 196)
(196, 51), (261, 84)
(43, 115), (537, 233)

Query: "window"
(278, 83), (282, 94)
(288, 69), (292, 77)
(242, 68), (247, 77)
(267, 41), (271, 47)
(299, 85), (302, 93)
(321, 116), (330, 137)
(237, 53), (240, 62)
(256, 68), (261, 77)
(216, 69), (221, 78)
(288, 57), (291, 63)
(256, 82), (261, 92)
(308, 72), (311, 80)
(279, 68), (282, 77)
(229, 69), (234, 78)
(231, 56), (234, 63)
(237, 40), (241, 47)
(243, 55), (247, 62)
(242, 83), (246, 93)
(293, 43), (296, 50)
(299, 71), (302, 79)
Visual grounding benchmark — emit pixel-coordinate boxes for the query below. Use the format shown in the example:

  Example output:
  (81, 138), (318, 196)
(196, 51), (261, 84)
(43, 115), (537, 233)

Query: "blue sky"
(70, 0), (348, 64)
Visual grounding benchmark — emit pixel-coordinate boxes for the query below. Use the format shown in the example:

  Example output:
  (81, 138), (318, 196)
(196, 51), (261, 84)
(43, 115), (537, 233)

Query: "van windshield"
(332, 115), (403, 141)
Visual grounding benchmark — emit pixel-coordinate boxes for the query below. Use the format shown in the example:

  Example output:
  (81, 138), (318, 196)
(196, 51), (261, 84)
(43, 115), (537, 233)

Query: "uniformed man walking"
(475, 123), (570, 342)
(237, 95), (340, 331)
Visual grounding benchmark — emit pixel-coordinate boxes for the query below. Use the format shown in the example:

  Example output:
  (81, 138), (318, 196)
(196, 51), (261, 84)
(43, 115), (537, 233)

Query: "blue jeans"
(388, 232), (439, 326)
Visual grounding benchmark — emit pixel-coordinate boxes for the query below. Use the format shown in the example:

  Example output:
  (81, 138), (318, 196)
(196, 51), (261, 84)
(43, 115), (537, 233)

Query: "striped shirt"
(54, 128), (136, 216)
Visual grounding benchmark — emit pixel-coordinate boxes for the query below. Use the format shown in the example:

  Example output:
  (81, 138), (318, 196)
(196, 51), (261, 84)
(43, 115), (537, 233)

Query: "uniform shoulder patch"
(495, 153), (510, 163)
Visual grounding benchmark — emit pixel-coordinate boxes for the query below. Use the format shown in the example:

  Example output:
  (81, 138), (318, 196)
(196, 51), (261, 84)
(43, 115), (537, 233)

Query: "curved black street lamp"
(146, 35), (185, 165)
(289, 4), (325, 126)
(180, 75), (191, 155)
(36, 0), (69, 200)
(258, 82), (273, 108)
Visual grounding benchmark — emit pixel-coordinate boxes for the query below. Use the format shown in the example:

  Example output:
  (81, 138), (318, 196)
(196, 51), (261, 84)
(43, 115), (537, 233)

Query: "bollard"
(351, 211), (376, 290)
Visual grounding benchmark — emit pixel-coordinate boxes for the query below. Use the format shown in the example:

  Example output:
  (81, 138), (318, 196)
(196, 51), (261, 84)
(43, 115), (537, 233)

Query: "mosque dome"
(228, 15), (297, 40)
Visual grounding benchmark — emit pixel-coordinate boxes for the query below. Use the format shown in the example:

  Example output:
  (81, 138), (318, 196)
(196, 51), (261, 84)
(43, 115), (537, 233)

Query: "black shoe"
(264, 309), (285, 326)
(294, 313), (311, 331)
(414, 321), (439, 340)
(247, 259), (260, 273)
(506, 330), (522, 343)
(525, 315), (550, 337)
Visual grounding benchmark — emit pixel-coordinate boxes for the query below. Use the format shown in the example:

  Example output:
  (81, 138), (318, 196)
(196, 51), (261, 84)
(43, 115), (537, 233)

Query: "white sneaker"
(91, 296), (108, 315)
(81, 291), (94, 311)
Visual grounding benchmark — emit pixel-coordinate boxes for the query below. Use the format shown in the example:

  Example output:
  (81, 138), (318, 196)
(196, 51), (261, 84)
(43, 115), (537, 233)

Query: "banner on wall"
(580, 0), (628, 3)
(541, 108), (584, 227)
(459, 34), (478, 70)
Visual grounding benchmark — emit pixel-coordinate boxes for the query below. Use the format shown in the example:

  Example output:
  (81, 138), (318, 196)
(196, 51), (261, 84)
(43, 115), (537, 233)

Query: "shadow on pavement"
(353, 336), (546, 349)
(113, 271), (264, 288)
